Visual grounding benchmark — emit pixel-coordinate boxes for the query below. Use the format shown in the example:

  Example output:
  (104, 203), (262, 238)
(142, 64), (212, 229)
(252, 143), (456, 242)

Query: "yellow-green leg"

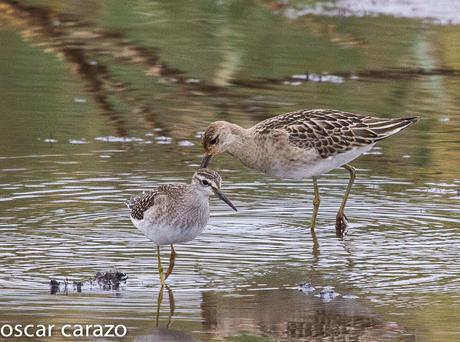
(311, 177), (321, 231)
(155, 285), (175, 328)
(156, 245), (165, 287)
(164, 245), (176, 280)
(166, 285), (175, 329)
(155, 285), (164, 327)
(336, 164), (356, 237)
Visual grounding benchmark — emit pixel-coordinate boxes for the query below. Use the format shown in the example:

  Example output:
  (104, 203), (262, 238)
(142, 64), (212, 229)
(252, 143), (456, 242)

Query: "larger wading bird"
(126, 169), (237, 286)
(200, 109), (418, 236)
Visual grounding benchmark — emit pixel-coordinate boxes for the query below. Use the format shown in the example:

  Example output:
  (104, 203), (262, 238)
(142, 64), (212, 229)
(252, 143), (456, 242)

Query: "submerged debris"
(49, 270), (127, 294)
(94, 136), (145, 143)
(91, 271), (128, 291)
(298, 282), (358, 303)
(178, 140), (195, 147)
(297, 282), (316, 293)
(49, 279), (60, 294)
(316, 286), (341, 302)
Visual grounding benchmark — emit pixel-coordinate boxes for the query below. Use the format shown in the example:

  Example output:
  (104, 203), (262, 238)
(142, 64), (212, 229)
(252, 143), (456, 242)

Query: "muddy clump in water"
(49, 271), (127, 294)
(91, 271), (128, 290)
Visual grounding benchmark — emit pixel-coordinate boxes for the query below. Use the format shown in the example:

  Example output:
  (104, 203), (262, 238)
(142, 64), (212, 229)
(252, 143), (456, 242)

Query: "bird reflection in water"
(155, 285), (175, 329)
(201, 288), (408, 341)
(135, 286), (200, 342)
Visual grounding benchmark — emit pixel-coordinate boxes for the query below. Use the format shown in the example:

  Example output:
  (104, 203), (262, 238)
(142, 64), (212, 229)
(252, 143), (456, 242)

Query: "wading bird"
(126, 169), (237, 286)
(200, 109), (418, 236)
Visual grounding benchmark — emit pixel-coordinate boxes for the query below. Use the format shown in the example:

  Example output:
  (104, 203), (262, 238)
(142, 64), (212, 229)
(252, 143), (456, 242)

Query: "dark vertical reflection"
(136, 286), (194, 342)
(201, 288), (408, 340)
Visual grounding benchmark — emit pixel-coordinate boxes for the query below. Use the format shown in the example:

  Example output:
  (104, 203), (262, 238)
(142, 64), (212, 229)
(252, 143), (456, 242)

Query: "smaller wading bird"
(200, 109), (418, 236)
(126, 169), (237, 286)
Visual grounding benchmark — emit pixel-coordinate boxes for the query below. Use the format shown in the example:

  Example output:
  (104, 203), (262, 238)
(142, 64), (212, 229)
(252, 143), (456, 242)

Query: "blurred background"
(0, 0), (459, 341)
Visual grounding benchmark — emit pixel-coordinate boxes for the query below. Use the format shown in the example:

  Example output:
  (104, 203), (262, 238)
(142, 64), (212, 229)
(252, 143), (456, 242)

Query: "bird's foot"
(335, 211), (348, 238)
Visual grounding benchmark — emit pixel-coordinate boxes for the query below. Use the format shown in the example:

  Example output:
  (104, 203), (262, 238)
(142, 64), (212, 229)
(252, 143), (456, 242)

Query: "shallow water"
(0, 0), (459, 341)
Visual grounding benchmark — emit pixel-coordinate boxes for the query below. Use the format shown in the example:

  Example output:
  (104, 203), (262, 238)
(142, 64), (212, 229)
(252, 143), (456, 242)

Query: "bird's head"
(192, 168), (237, 211)
(200, 121), (236, 168)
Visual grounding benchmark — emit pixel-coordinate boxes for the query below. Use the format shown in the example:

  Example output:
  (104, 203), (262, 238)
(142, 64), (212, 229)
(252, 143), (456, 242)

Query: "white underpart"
(131, 216), (207, 246)
(280, 144), (375, 179)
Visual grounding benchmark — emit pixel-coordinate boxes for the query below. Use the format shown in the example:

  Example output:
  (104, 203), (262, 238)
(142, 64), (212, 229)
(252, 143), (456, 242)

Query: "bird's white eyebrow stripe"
(197, 176), (218, 187)
(195, 173), (221, 188)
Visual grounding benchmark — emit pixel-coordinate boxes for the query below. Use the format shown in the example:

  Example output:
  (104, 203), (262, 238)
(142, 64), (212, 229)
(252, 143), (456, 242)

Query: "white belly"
(270, 144), (375, 179)
(131, 217), (207, 246)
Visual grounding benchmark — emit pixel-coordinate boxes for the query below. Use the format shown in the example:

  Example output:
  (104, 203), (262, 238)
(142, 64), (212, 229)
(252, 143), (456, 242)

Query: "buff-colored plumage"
(202, 109), (418, 179)
(201, 108), (419, 235)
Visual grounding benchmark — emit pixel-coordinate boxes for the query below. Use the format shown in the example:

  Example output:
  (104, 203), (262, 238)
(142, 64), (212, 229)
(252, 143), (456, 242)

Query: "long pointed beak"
(200, 154), (212, 168)
(213, 188), (237, 211)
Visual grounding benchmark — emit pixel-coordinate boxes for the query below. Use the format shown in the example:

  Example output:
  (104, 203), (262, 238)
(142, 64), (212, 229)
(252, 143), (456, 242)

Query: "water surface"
(0, 0), (459, 341)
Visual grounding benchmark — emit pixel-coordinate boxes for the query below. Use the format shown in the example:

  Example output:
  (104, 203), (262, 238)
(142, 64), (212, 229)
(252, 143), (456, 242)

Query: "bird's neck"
(174, 186), (209, 228)
(225, 124), (259, 168)
(188, 184), (209, 203)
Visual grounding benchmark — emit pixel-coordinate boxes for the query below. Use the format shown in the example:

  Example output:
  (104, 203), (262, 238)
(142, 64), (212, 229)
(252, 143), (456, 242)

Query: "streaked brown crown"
(193, 168), (222, 189)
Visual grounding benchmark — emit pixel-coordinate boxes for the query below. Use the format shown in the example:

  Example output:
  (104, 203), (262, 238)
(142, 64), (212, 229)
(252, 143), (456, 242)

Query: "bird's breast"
(233, 136), (320, 179)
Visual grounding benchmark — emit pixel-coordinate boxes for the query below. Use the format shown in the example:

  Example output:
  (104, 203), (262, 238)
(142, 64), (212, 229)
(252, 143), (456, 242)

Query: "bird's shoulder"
(253, 109), (379, 158)
(126, 183), (188, 220)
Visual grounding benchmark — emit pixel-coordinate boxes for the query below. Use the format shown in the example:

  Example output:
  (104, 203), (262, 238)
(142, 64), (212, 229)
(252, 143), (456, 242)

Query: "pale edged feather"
(253, 109), (419, 159)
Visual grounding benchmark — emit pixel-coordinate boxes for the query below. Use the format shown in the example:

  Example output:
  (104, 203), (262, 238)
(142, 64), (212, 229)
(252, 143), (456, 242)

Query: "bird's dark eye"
(210, 137), (218, 145)
(202, 180), (210, 186)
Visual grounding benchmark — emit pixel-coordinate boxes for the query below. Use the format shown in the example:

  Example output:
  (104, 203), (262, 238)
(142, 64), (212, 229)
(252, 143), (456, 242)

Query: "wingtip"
(407, 116), (420, 124)
(400, 116), (420, 128)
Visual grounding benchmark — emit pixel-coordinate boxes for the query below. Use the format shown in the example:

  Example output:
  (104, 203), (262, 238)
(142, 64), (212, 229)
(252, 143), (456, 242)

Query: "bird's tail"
(368, 116), (419, 141)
